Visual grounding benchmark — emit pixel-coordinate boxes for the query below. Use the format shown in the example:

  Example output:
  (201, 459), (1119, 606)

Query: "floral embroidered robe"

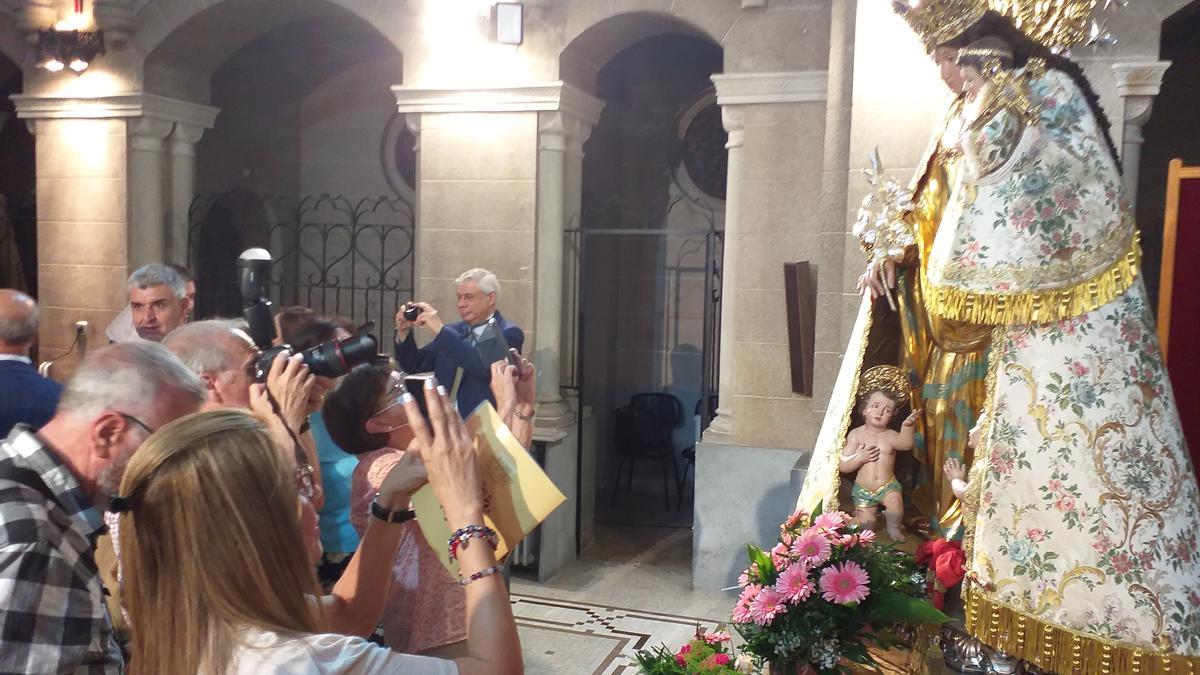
(802, 66), (1200, 672)
(944, 69), (1200, 670)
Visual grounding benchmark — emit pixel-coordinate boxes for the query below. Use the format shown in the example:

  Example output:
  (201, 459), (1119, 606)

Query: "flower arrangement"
(636, 627), (750, 674)
(730, 505), (948, 673)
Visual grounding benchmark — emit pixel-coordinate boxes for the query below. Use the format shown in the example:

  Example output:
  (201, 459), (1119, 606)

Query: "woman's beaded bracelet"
(457, 564), (503, 586)
(447, 525), (499, 562)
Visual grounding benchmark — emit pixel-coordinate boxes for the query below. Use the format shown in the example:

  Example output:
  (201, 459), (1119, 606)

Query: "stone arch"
(137, 0), (415, 102)
(559, 11), (723, 92)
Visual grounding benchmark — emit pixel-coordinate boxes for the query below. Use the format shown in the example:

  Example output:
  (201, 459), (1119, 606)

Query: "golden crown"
(892, 0), (1098, 53)
(858, 365), (911, 405)
(892, 0), (988, 51)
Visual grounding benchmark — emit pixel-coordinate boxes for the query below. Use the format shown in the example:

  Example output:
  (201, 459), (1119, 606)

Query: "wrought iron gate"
(565, 194), (723, 429)
(187, 191), (416, 348)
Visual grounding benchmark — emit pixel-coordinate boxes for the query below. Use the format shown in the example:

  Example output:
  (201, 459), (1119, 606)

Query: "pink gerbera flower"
(749, 587), (786, 625)
(842, 529), (876, 547)
(790, 531), (832, 564)
(774, 560), (815, 603)
(813, 512), (848, 532)
(732, 601), (751, 623)
(819, 561), (871, 605)
(703, 630), (732, 644)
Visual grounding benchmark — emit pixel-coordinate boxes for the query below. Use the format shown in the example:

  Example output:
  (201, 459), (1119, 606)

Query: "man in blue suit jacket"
(0, 290), (63, 436)
(394, 268), (524, 416)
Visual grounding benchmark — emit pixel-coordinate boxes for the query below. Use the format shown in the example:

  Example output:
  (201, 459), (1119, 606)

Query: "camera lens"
(402, 305), (423, 322)
(301, 333), (379, 378)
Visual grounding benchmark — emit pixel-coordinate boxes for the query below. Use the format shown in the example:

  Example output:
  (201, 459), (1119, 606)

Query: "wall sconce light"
(36, 0), (105, 74)
(490, 2), (523, 45)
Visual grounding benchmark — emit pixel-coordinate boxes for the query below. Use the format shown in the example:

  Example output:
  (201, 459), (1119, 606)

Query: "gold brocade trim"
(963, 583), (1200, 674)
(826, 300), (876, 513)
(960, 325), (1004, 564)
(925, 234), (1142, 325)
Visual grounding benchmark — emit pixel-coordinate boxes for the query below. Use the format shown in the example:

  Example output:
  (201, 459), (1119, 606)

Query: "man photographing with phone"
(395, 268), (525, 416)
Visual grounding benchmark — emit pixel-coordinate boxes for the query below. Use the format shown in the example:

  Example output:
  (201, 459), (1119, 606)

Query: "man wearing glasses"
(0, 342), (206, 674)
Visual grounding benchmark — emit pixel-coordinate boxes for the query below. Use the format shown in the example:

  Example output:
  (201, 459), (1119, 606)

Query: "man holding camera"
(395, 268), (524, 416)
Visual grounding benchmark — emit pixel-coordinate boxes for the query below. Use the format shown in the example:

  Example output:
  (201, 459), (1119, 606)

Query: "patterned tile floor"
(511, 522), (734, 674)
(512, 593), (724, 674)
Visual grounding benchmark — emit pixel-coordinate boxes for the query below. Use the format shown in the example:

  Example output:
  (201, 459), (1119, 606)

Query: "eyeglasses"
(370, 371), (408, 420)
(295, 462), (316, 501)
(118, 413), (154, 436)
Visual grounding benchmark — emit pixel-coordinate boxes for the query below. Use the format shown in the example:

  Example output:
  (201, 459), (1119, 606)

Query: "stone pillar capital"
(720, 106), (745, 149)
(1112, 61), (1172, 99)
(169, 122), (207, 156)
(129, 118), (174, 150)
(393, 81), (604, 122)
(92, 0), (138, 49)
(12, 92), (220, 127)
(1111, 61), (1170, 206)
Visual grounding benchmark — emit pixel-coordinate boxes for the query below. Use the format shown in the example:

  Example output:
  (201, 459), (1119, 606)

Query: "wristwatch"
(371, 495), (416, 524)
(513, 405), (534, 421)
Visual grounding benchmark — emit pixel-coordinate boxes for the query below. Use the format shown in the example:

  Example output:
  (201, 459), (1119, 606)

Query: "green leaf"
(863, 590), (950, 625)
(842, 641), (875, 665)
(812, 499), (824, 522)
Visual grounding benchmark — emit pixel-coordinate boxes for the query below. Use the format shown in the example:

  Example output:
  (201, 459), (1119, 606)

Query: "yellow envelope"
(411, 401), (567, 575)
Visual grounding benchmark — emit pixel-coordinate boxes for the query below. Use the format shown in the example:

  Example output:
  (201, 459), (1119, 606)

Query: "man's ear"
(90, 412), (128, 460)
(200, 372), (221, 400)
(364, 417), (389, 435)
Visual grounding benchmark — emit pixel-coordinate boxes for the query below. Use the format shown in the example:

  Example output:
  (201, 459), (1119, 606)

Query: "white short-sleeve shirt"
(229, 629), (460, 674)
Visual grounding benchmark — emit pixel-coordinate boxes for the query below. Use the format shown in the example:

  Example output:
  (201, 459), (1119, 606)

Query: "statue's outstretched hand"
(902, 409), (921, 427)
(856, 258), (896, 300)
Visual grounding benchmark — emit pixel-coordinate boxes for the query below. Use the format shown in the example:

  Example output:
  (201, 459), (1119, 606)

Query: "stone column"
(560, 123), (590, 396)
(535, 111), (571, 423)
(532, 108), (600, 425)
(1112, 61), (1172, 207)
(703, 106), (745, 440)
(11, 92), (216, 367)
(128, 117), (172, 268)
(168, 123), (206, 266)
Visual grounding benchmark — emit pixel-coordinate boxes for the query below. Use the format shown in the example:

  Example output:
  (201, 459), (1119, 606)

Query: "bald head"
(163, 319), (258, 409)
(0, 289), (38, 356)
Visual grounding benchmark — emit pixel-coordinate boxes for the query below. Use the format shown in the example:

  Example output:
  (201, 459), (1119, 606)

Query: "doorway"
(566, 32), (726, 535)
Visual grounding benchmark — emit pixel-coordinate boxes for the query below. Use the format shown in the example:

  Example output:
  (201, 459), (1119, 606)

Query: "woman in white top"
(114, 382), (523, 674)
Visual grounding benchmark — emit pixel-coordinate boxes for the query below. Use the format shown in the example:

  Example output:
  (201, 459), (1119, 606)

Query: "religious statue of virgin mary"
(797, 1), (1200, 672)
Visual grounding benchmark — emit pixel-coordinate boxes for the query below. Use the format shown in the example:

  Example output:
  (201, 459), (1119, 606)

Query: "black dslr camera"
(238, 248), (378, 381)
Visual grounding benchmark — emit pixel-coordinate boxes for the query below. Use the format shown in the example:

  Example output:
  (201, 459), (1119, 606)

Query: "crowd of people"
(0, 262), (531, 673)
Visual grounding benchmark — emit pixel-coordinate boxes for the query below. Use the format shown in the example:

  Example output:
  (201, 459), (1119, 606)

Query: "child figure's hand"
(944, 457), (966, 482)
(902, 409), (922, 427)
(860, 444), (881, 465)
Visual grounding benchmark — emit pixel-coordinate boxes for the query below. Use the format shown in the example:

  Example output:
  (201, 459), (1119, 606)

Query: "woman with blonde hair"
(115, 383), (522, 674)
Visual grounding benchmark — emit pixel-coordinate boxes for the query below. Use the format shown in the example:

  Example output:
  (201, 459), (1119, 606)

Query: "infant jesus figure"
(839, 366), (919, 542)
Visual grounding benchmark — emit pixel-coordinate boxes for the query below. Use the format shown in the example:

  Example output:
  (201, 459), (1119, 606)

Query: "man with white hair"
(0, 289), (62, 436)
(162, 319), (259, 409)
(0, 341), (205, 673)
(124, 263), (191, 342)
(394, 267), (525, 415)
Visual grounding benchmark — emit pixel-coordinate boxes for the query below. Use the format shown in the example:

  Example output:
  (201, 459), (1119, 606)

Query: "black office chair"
(677, 394), (717, 509)
(610, 392), (684, 510)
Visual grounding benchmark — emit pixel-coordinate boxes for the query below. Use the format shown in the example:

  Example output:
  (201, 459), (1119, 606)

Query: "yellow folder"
(410, 401), (567, 574)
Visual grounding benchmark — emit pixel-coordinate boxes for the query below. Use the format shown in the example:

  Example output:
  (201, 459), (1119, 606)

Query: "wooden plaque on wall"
(784, 261), (815, 396)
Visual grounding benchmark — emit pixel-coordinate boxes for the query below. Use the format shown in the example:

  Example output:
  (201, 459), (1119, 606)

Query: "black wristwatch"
(371, 495), (416, 524)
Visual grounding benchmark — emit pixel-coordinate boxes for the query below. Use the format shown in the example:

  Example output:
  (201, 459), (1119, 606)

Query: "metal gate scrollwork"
(187, 190), (416, 349)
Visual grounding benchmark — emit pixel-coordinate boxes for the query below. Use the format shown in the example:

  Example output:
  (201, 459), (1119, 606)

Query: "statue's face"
(961, 64), (985, 98)
(933, 46), (965, 94)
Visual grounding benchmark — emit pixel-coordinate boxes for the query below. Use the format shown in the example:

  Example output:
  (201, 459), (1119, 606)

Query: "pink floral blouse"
(351, 447), (466, 654)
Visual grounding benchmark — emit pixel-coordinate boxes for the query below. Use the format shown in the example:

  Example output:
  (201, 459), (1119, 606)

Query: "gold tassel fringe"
(963, 582), (1200, 674)
(925, 234), (1142, 325)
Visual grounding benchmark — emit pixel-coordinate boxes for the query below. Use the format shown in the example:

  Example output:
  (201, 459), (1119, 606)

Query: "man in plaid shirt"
(0, 341), (205, 673)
